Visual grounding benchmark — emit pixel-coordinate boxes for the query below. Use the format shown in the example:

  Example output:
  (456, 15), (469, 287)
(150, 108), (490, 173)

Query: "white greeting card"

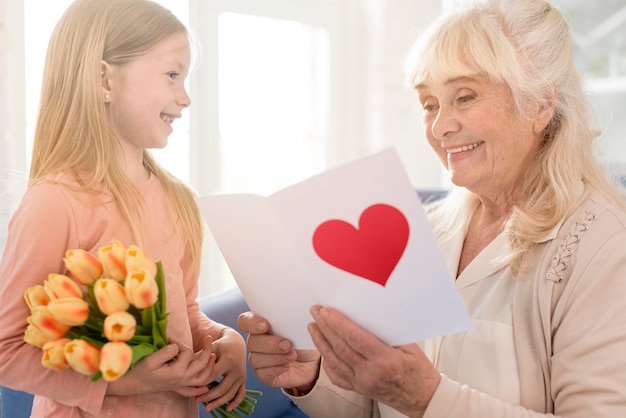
(196, 149), (471, 348)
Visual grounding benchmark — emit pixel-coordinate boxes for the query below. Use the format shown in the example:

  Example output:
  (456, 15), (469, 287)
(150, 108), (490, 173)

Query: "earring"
(104, 94), (110, 101)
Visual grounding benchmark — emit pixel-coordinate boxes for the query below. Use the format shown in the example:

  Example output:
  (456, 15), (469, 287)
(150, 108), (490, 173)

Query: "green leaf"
(155, 261), (167, 317)
(131, 342), (158, 366)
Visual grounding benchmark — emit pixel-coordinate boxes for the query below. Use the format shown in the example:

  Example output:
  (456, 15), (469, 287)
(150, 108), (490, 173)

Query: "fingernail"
(256, 321), (267, 332)
(278, 339), (290, 351)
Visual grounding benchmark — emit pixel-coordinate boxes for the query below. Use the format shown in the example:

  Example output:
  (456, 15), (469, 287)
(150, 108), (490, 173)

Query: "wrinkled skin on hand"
(237, 311), (321, 393)
(308, 305), (441, 418)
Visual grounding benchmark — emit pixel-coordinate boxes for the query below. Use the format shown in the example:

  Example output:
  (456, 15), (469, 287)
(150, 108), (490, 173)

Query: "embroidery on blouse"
(546, 210), (597, 283)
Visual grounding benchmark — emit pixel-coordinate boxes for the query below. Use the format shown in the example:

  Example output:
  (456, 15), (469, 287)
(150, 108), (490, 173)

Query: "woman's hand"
(107, 337), (215, 398)
(199, 328), (247, 412)
(308, 305), (441, 418)
(238, 311), (321, 393)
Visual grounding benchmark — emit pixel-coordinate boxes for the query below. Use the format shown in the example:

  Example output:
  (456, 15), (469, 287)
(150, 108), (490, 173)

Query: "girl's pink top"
(0, 175), (220, 417)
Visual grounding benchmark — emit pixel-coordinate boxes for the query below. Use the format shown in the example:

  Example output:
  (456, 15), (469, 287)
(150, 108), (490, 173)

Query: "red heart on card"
(312, 203), (409, 287)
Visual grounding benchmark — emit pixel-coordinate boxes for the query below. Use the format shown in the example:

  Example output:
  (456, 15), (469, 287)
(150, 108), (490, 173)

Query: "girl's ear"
(101, 60), (112, 101)
(533, 87), (557, 134)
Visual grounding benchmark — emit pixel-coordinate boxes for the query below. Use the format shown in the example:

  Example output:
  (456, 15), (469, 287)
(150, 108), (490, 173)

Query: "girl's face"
(104, 33), (191, 152)
(416, 75), (547, 202)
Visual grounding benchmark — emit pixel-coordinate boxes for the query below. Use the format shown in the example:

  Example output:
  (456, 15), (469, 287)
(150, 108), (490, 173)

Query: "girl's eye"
(167, 72), (179, 80)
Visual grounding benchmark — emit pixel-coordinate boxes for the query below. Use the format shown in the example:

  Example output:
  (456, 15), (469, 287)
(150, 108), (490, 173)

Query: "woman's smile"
(446, 141), (484, 154)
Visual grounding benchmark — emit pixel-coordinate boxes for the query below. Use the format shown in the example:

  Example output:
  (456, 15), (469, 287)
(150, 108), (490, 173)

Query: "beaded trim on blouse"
(546, 210), (597, 283)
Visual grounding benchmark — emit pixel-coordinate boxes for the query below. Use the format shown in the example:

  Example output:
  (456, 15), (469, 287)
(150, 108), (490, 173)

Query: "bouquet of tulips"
(23, 240), (261, 417)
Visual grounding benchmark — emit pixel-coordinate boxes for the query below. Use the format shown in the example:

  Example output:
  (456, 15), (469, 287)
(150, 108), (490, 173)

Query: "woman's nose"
(431, 106), (460, 140)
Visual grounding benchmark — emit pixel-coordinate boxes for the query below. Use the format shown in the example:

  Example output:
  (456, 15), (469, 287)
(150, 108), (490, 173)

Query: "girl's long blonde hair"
(405, 0), (626, 274)
(29, 0), (203, 272)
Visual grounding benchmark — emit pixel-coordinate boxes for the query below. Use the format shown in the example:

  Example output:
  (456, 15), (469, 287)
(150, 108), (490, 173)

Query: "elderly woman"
(238, 0), (626, 416)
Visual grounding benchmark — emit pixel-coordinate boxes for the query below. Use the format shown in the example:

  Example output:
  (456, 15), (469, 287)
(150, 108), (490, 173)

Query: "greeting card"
(196, 149), (471, 348)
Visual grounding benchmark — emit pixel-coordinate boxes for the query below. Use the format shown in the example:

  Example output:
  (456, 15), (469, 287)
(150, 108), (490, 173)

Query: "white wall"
(0, 0), (28, 252)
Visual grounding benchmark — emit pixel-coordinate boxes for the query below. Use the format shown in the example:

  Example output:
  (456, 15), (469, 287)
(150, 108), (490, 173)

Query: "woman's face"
(417, 75), (546, 201)
(104, 32), (191, 152)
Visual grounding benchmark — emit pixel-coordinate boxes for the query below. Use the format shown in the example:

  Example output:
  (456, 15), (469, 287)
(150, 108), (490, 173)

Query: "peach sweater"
(0, 175), (221, 417)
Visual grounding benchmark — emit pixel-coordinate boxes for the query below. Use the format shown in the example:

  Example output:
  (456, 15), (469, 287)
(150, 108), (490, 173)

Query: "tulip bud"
(24, 285), (50, 310)
(103, 311), (136, 342)
(42, 338), (71, 371)
(64, 249), (103, 285)
(44, 273), (83, 300)
(98, 240), (127, 281)
(47, 297), (90, 327)
(125, 268), (159, 309)
(99, 342), (133, 381)
(94, 278), (130, 315)
(24, 324), (56, 348)
(64, 339), (100, 376)
(125, 245), (157, 279)
(28, 306), (71, 339)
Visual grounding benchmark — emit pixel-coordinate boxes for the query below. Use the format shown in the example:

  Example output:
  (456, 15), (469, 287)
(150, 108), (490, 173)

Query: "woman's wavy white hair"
(405, 0), (625, 274)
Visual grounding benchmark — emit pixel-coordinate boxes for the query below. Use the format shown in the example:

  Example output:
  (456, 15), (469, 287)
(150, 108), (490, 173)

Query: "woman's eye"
(422, 103), (439, 114)
(457, 94), (475, 104)
(167, 72), (179, 80)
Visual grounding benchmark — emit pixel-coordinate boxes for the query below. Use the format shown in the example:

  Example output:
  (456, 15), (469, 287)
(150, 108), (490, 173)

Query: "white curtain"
(0, 0), (28, 253)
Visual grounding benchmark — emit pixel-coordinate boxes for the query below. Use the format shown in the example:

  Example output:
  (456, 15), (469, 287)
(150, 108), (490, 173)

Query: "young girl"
(0, 0), (247, 416)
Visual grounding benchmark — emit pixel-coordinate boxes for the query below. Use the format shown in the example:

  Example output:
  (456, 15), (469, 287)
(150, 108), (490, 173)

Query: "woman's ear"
(101, 60), (112, 102)
(534, 87), (557, 134)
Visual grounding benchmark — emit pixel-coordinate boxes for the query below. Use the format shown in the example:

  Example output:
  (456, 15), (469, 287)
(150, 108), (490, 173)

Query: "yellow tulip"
(125, 268), (159, 309)
(27, 306), (71, 339)
(24, 285), (50, 310)
(103, 311), (136, 342)
(99, 342), (133, 381)
(47, 297), (90, 327)
(41, 338), (71, 371)
(125, 245), (157, 278)
(94, 278), (130, 315)
(24, 324), (56, 348)
(63, 249), (103, 285)
(64, 339), (100, 376)
(44, 273), (83, 300)
(98, 240), (127, 281)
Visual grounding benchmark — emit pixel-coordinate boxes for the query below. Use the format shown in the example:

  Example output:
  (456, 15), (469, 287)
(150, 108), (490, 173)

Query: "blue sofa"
(0, 286), (308, 418)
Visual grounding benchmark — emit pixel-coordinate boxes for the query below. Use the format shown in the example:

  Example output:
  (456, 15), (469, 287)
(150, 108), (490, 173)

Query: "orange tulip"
(64, 249), (103, 285)
(44, 273), (83, 300)
(41, 338), (71, 371)
(125, 245), (157, 278)
(103, 311), (136, 342)
(64, 339), (100, 376)
(24, 324), (56, 348)
(28, 306), (71, 339)
(47, 297), (90, 327)
(94, 278), (130, 315)
(98, 240), (127, 281)
(99, 342), (133, 382)
(24, 285), (50, 310)
(125, 268), (159, 309)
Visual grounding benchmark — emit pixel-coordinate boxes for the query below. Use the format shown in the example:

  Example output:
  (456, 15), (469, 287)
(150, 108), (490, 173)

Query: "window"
(550, 0), (626, 180)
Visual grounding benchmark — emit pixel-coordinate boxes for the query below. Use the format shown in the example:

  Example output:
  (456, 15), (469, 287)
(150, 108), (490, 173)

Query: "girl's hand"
(198, 327), (247, 412)
(308, 305), (441, 418)
(238, 311), (321, 393)
(107, 337), (216, 398)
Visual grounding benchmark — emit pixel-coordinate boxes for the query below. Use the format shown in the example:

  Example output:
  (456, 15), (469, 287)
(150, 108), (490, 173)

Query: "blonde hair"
(29, 0), (203, 271)
(405, 0), (626, 274)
